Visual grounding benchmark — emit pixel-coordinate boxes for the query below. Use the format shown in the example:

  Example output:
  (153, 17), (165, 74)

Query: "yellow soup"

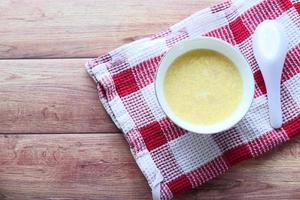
(164, 49), (243, 125)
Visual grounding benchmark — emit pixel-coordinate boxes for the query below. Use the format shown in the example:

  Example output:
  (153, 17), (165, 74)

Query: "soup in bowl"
(155, 37), (254, 134)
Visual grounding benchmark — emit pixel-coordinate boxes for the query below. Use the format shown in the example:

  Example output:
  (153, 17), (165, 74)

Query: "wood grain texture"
(0, 134), (150, 200)
(0, 59), (118, 133)
(0, 0), (219, 59)
(0, 134), (300, 200)
(1, 0), (300, 199)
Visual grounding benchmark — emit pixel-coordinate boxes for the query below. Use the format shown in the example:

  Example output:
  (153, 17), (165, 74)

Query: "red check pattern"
(86, 0), (300, 199)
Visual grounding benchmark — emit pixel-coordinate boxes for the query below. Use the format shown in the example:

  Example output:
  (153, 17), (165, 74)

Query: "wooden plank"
(0, 134), (151, 200)
(0, 0), (219, 59)
(0, 134), (300, 200)
(0, 59), (118, 133)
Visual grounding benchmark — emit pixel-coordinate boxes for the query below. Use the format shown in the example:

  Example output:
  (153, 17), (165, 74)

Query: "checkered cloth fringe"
(86, 0), (300, 199)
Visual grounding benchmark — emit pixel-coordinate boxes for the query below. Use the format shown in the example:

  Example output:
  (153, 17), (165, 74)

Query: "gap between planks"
(0, 132), (122, 135)
(0, 57), (94, 61)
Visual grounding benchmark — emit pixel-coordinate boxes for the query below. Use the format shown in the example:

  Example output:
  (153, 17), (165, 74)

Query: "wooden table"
(1, 0), (300, 199)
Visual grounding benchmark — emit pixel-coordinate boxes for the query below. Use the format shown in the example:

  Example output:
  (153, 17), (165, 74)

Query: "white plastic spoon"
(253, 20), (289, 129)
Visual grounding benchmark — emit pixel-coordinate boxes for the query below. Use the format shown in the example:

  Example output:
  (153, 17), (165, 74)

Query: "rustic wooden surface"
(0, 59), (118, 133)
(0, 0), (299, 199)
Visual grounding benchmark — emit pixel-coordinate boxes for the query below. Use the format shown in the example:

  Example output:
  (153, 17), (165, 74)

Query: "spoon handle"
(263, 69), (283, 129)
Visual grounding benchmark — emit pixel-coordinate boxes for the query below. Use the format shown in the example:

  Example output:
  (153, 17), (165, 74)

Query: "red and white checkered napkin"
(86, 0), (300, 199)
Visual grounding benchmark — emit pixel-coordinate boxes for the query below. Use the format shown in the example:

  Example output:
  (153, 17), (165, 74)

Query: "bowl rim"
(155, 37), (255, 134)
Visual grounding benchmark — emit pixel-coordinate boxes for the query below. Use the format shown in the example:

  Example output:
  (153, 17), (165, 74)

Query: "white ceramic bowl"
(155, 37), (255, 134)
